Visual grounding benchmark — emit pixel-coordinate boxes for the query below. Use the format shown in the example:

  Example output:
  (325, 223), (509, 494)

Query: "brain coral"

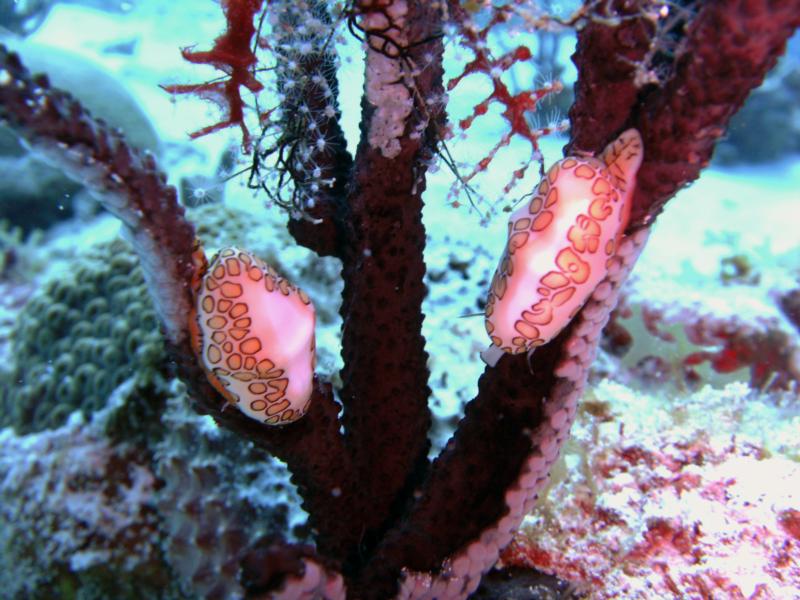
(0, 237), (166, 433)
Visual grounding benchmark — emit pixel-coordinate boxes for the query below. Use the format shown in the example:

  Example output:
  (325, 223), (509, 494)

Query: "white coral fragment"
(362, 1), (413, 158)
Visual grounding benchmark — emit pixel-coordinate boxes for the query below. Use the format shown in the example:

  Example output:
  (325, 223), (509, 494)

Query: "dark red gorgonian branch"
(566, 0), (800, 228)
(0, 44), (196, 346)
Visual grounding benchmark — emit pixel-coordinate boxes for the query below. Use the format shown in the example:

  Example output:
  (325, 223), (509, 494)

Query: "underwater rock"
(473, 566), (577, 599)
(609, 281), (800, 392)
(0, 358), (306, 600)
(156, 389), (306, 600)
(780, 288), (800, 334)
(0, 413), (174, 599)
(0, 0), (135, 36)
(0, 0), (54, 34)
(714, 53), (800, 164)
(503, 381), (800, 599)
(714, 83), (799, 164)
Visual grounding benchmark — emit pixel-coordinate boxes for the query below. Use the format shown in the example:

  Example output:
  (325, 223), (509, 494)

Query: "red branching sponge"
(445, 2), (565, 203)
(162, 0), (265, 148)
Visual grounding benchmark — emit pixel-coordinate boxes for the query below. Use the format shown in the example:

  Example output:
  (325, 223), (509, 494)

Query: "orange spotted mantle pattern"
(190, 247), (316, 426)
(485, 129), (643, 356)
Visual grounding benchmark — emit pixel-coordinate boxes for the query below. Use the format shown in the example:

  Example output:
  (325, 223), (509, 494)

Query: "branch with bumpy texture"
(566, 0), (800, 227)
(292, 0), (446, 578)
(0, 46), (196, 347)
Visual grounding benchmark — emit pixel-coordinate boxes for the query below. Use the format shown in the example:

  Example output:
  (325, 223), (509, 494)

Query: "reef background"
(0, 1), (797, 598)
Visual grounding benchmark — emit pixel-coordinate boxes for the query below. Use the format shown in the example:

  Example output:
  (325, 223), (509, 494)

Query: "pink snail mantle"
(190, 247), (316, 425)
(483, 129), (644, 366)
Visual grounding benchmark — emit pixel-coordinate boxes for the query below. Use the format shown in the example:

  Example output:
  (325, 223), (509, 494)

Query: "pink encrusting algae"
(502, 381), (800, 599)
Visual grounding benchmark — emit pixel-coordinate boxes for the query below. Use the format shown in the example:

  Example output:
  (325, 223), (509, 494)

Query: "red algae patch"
(502, 381), (800, 599)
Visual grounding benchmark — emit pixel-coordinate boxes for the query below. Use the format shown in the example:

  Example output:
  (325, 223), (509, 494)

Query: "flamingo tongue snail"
(482, 129), (644, 367)
(190, 247), (317, 425)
